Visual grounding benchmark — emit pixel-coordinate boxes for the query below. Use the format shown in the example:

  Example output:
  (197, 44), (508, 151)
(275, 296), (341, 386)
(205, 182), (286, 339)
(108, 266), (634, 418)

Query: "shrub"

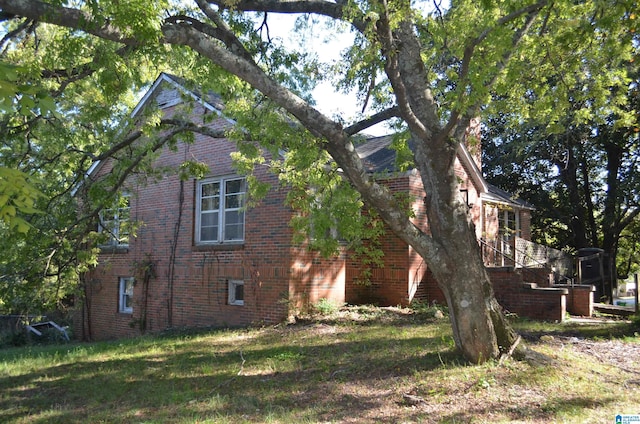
(314, 298), (341, 316)
(0, 329), (27, 348)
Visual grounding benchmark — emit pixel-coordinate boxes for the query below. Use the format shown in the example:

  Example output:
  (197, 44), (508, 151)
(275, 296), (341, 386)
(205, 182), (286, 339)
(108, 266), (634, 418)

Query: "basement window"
(228, 280), (244, 306)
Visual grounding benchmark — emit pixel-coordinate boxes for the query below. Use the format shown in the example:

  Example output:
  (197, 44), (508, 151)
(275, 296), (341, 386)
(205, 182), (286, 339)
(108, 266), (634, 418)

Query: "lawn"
(1, 306), (639, 423)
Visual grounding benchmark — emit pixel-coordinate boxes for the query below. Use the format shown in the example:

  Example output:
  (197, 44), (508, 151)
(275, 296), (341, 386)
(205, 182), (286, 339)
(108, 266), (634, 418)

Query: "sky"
(263, 1), (449, 137)
(264, 14), (389, 136)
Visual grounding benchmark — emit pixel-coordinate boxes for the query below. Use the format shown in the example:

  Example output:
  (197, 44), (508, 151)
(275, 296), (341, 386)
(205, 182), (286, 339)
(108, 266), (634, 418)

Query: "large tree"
(0, 0), (635, 362)
(483, 11), (640, 286)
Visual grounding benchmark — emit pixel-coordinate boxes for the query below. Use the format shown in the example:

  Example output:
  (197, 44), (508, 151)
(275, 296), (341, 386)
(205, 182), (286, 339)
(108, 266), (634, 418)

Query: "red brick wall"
(344, 162), (484, 308)
(288, 249), (346, 313)
(519, 209), (531, 240)
(345, 175), (412, 306)
(489, 268), (567, 321)
(76, 97), (346, 340)
(408, 173), (429, 302)
(417, 267), (569, 321)
(561, 284), (595, 317)
(345, 233), (410, 306)
(483, 204), (500, 241)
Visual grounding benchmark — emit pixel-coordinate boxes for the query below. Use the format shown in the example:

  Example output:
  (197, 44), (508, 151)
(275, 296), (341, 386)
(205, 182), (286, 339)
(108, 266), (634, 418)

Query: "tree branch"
(206, 0), (367, 32)
(457, 1), (548, 95)
(162, 21), (441, 261)
(167, 9), (256, 65)
(619, 207), (640, 233)
(376, 3), (434, 141)
(447, 1), (547, 141)
(0, 0), (444, 273)
(161, 118), (228, 139)
(0, 0), (140, 45)
(0, 15), (31, 51)
(344, 106), (399, 136)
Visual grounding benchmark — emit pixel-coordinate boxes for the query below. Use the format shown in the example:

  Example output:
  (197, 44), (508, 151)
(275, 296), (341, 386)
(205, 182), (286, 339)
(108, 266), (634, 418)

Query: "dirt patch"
(535, 335), (640, 374)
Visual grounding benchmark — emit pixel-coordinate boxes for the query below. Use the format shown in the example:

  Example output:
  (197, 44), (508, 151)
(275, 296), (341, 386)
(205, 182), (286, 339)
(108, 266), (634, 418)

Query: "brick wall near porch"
(418, 266), (576, 322)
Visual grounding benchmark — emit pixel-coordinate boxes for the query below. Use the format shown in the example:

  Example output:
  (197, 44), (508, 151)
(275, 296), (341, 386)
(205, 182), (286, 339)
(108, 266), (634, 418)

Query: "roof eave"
(83, 73), (228, 184)
(456, 143), (488, 193)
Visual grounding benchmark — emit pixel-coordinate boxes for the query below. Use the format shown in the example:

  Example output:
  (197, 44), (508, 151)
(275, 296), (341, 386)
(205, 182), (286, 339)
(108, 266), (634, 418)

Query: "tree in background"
(0, 0), (636, 362)
(0, 15), (174, 314)
(483, 11), (639, 284)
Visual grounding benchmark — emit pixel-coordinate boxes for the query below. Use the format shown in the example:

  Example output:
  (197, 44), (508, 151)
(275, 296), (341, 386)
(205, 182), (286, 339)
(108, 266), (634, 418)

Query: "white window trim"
(99, 193), (131, 248)
(228, 279), (244, 306)
(195, 176), (246, 245)
(119, 277), (134, 314)
(499, 209), (521, 240)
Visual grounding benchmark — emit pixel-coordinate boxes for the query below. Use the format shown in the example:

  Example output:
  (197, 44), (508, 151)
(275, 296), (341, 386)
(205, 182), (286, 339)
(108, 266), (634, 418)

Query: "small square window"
(119, 277), (134, 313)
(228, 280), (244, 306)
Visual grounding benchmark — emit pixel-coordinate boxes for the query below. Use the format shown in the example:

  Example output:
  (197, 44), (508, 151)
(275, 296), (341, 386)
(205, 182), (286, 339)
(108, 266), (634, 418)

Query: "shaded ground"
(0, 305), (639, 423)
(292, 308), (640, 423)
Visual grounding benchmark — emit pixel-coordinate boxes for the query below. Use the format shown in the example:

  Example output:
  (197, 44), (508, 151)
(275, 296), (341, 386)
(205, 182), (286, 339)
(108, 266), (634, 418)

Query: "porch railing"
(480, 237), (574, 284)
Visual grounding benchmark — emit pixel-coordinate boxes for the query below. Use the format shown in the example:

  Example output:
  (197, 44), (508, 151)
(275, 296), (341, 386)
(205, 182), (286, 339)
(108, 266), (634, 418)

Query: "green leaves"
(482, 0), (640, 274)
(0, 168), (43, 233)
(0, 62), (58, 117)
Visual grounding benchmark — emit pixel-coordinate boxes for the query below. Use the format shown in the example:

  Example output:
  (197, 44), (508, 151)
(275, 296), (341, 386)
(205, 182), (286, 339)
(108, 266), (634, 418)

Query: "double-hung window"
(118, 277), (134, 314)
(196, 177), (246, 245)
(99, 194), (131, 247)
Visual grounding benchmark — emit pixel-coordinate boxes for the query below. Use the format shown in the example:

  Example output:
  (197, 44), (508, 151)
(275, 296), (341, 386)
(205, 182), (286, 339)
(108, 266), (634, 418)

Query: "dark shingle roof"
(485, 184), (535, 209)
(355, 134), (534, 210)
(356, 135), (399, 173)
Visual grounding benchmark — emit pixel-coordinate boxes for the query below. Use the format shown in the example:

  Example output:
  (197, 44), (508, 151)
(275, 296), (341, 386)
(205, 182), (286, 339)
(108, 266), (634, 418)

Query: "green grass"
(0, 307), (639, 423)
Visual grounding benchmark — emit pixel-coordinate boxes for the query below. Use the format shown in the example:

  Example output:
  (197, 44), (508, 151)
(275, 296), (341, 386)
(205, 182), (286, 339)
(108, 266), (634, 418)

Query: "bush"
(31, 326), (70, 345)
(0, 330), (27, 348)
(313, 298), (341, 316)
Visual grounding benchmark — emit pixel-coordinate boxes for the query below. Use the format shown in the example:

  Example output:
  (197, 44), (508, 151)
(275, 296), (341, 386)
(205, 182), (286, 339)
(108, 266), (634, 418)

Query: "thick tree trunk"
(431, 247), (522, 362)
(381, 18), (524, 363)
(555, 151), (591, 249)
(413, 182), (522, 362)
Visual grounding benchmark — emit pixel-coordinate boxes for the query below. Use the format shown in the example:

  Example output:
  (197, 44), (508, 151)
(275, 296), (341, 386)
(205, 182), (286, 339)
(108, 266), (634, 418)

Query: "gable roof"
(81, 73), (227, 184)
(132, 73), (225, 115)
(81, 73), (533, 211)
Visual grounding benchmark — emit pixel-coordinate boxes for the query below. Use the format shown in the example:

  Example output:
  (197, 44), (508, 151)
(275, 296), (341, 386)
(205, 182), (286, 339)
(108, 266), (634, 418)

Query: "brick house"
(75, 73), (556, 341)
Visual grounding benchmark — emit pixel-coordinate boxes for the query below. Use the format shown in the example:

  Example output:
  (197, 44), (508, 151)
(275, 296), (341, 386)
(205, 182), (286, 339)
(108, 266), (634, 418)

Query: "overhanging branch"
(0, 0), (140, 45)
(344, 106), (399, 136)
(206, 0), (367, 32)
